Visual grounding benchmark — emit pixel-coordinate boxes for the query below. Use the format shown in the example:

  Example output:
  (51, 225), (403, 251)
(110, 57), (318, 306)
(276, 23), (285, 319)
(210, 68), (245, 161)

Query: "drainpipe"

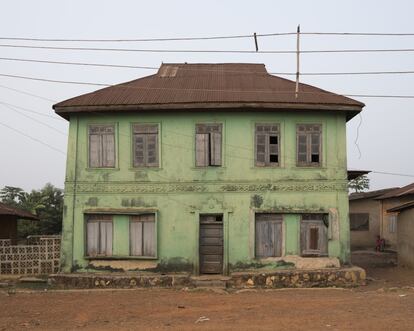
(71, 116), (80, 271)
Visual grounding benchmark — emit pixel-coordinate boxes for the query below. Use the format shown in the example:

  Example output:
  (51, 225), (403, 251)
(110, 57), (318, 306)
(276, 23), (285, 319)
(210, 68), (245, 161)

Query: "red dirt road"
(1, 287), (414, 330)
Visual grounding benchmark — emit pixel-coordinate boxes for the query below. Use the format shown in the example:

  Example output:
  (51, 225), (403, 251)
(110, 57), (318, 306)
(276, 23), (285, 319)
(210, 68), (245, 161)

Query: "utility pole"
(295, 25), (300, 98)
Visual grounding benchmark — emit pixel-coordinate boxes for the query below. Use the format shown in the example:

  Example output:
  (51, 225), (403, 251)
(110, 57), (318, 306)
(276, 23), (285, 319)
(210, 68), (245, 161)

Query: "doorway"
(199, 214), (223, 274)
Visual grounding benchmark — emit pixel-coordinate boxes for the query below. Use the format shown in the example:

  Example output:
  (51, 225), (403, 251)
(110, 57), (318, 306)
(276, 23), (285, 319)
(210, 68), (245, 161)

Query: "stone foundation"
(49, 267), (365, 289)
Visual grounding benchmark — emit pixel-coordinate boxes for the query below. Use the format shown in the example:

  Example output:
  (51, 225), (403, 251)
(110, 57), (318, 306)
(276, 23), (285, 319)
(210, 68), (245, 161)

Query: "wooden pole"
(295, 25), (300, 98)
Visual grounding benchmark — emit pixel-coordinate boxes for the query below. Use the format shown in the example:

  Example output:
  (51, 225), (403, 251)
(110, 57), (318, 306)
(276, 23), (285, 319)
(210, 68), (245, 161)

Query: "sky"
(0, 0), (413, 191)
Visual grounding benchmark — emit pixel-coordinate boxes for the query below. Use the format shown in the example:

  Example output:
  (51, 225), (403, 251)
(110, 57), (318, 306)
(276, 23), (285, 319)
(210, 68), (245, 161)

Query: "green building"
(54, 63), (364, 275)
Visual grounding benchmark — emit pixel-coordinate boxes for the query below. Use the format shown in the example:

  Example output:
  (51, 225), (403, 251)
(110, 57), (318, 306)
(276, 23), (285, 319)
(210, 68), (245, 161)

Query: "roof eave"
(53, 102), (363, 121)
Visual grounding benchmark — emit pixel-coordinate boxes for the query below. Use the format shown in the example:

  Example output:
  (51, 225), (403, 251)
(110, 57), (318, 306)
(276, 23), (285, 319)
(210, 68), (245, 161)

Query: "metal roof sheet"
(53, 63), (364, 120)
(0, 202), (39, 220)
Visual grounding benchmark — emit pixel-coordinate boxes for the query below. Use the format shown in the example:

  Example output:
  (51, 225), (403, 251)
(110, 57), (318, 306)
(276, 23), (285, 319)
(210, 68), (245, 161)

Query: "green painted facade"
(61, 110), (350, 274)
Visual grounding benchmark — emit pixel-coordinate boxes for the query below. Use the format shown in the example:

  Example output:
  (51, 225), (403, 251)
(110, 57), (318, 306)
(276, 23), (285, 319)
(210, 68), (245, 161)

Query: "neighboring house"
(387, 201), (414, 268)
(53, 63), (364, 275)
(376, 183), (414, 250)
(0, 202), (39, 240)
(349, 182), (414, 251)
(349, 188), (397, 250)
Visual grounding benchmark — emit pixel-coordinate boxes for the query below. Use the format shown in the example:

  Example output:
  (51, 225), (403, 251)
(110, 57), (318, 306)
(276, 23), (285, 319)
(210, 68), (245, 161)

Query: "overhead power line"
(0, 100), (64, 121)
(1, 43), (414, 54)
(1, 72), (414, 99)
(0, 83), (57, 102)
(0, 121), (65, 155)
(2, 56), (414, 76)
(1, 31), (414, 42)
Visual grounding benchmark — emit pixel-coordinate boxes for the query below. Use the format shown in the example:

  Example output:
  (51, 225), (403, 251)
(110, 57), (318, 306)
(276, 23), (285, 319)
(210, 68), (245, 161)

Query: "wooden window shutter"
(255, 133), (266, 166)
(133, 135), (145, 167)
(196, 133), (209, 166)
(297, 134), (307, 163)
(297, 124), (321, 166)
(210, 132), (222, 166)
(300, 214), (328, 256)
(130, 214), (156, 257)
(146, 134), (159, 167)
(255, 214), (282, 258)
(89, 134), (101, 168)
(87, 221), (99, 257)
(102, 134), (115, 167)
(255, 124), (279, 166)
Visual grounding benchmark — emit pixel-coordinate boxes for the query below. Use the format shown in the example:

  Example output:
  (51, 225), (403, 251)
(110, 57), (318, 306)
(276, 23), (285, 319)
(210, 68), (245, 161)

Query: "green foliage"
(0, 183), (63, 238)
(348, 175), (370, 193)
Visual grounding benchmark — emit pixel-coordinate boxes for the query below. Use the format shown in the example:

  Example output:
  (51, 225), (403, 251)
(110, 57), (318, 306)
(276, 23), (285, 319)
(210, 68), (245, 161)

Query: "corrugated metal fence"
(0, 235), (60, 275)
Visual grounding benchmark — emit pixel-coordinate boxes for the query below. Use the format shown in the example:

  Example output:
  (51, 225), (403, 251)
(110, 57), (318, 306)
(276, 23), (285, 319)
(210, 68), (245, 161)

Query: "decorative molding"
(65, 180), (348, 195)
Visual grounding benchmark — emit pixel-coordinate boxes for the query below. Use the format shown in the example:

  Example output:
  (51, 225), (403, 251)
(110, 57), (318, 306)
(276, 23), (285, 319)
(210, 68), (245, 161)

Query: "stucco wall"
(60, 111), (350, 273)
(380, 196), (414, 250)
(349, 199), (381, 249)
(397, 208), (414, 268)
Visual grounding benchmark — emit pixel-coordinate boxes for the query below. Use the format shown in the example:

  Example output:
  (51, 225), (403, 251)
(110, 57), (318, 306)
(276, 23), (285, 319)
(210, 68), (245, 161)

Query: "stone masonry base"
(49, 267), (366, 289)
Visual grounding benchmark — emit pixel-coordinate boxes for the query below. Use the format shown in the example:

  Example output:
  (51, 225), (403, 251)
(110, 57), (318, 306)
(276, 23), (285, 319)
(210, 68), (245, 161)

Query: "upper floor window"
(255, 124), (280, 167)
(88, 125), (115, 168)
(133, 124), (159, 167)
(297, 124), (322, 167)
(86, 215), (113, 257)
(195, 123), (222, 167)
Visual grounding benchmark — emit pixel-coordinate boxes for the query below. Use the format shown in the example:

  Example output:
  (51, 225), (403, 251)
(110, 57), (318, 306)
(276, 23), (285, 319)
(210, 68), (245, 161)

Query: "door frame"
(193, 211), (230, 276)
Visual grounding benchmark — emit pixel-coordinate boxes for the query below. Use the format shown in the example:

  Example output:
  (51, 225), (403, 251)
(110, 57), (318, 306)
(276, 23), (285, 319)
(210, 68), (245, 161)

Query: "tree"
(0, 184), (63, 238)
(348, 175), (370, 193)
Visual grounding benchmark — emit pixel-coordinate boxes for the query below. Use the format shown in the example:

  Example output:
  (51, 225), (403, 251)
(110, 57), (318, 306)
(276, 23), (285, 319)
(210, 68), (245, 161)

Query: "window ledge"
(85, 168), (120, 171)
(84, 255), (158, 260)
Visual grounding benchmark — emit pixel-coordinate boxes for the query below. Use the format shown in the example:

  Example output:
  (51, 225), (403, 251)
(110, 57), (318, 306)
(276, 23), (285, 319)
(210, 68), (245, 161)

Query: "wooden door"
(199, 215), (223, 274)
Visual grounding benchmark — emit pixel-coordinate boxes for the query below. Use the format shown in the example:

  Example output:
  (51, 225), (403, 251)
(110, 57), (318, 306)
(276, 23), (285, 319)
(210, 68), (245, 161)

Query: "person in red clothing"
(375, 235), (385, 252)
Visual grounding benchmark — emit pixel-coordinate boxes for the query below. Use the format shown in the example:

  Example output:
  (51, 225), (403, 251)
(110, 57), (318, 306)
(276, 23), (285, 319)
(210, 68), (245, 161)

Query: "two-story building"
(53, 63), (364, 275)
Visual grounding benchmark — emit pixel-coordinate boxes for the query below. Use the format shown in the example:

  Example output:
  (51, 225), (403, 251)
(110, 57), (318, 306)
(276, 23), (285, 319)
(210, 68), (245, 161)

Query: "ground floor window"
(350, 213), (370, 231)
(255, 213), (283, 258)
(130, 214), (156, 257)
(300, 214), (328, 257)
(388, 214), (397, 233)
(86, 215), (113, 257)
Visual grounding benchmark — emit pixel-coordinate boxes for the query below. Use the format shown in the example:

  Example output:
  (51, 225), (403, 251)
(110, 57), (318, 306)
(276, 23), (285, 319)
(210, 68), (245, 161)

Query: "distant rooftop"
(349, 187), (399, 201)
(376, 182), (414, 200)
(0, 202), (39, 221)
(54, 63), (364, 120)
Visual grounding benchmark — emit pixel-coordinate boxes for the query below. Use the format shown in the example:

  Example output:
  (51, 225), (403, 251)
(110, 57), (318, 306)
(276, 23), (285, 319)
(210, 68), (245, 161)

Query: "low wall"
(0, 236), (61, 275)
(49, 267), (365, 289)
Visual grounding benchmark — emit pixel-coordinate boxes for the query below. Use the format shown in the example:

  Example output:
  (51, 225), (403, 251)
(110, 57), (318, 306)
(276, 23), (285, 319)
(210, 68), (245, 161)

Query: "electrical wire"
(1, 72), (414, 99)
(0, 100), (64, 121)
(0, 83), (57, 102)
(2, 56), (414, 76)
(1, 43), (414, 54)
(0, 121), (66, 155)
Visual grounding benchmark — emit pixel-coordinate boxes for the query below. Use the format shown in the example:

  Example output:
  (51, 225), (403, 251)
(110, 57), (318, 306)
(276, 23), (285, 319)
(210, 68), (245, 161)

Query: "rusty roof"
(53, 63), (364, 120)
(0, 202), (39, 221)
(387, 200), (414, 213)
(349, 187), (400, 201)
(375, 182), (414, 200)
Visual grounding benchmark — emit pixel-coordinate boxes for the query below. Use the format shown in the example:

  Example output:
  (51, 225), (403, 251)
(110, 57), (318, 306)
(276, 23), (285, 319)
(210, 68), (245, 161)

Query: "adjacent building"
(0, 202), (39, 241)
(53, 63), (364, 275)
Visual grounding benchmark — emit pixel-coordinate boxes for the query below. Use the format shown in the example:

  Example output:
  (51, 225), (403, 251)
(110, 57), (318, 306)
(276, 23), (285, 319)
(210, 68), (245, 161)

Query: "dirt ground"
(1, 251), (413, 331)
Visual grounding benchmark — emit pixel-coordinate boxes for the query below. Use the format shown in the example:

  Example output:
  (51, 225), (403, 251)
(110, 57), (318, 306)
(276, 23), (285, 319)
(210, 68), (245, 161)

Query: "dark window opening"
(311, 154), (319, 163)
(255, 124), (280, 167)
(270, 154), (279, 163)
(269, 136), (278, 144)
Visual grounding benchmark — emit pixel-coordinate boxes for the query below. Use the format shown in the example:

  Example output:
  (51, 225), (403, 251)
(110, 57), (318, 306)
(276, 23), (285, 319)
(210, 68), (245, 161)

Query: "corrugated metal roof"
(0, 202), (39, 220)
(53, 63), (364, 120)
(387, 200), (414, 213)
(349, 187), (400, 201)
(376, 182), (414, 200)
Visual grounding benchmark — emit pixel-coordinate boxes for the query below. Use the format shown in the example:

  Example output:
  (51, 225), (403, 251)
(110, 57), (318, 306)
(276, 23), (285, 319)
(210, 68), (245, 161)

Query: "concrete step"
(192, 276), (230, 288)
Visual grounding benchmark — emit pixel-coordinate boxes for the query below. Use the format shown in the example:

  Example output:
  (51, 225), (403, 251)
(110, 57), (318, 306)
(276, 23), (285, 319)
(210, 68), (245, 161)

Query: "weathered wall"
(380, 196), (414, 250)
(397, 208), (414, 268)
(349, 199), (380, 249)
(60, 111), (350, 273)
(0, 215), (17, 239)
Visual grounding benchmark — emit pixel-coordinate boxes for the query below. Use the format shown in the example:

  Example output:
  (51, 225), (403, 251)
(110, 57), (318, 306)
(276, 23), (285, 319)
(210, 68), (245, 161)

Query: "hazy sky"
(0, 0), (413, 191)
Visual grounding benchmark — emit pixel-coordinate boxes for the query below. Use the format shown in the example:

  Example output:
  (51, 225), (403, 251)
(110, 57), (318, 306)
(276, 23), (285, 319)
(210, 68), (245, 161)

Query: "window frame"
(300, 214), (328, 257)
(350, 213), (370, 231)
(87, 124), (117, 169)
(254, 123), (280, 167)
(195, 123), (223, 167)
(296, 124), (322, 167)
(131, 123), (160, 168)
(129, 213), (158, 258)
(388, 214), (397, 233)
(254, 213), (284, 258)
(85, 215), (113, 257)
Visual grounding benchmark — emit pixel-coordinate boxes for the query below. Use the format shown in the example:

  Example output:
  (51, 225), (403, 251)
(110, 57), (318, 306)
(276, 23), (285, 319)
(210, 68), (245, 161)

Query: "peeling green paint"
(60, 111), (351, 273)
